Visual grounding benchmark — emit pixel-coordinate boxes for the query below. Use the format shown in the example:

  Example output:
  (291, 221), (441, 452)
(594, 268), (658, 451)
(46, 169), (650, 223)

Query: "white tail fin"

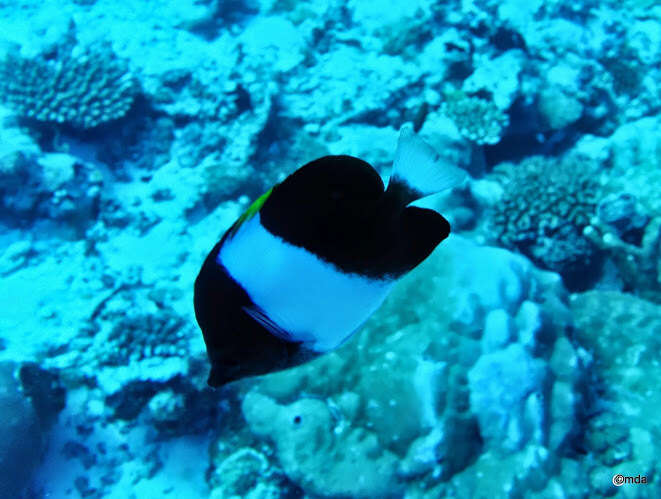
(390, 123), (467, 198)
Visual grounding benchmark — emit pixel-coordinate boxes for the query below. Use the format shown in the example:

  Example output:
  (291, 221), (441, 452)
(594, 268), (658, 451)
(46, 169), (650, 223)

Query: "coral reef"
(490, 154), (603, 288)
(0, 43), (137, 129)
(228, 236), (587, 497)
(209, 447), (284, 499)
(0, 0), (659, 497)
(441, 90), (510, 145)
(58, 285), (197, 394)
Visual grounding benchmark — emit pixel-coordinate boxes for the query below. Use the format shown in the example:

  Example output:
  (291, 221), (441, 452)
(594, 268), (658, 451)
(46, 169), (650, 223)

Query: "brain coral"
(491, 155), (601, 287)
(0, 44), (137, 129)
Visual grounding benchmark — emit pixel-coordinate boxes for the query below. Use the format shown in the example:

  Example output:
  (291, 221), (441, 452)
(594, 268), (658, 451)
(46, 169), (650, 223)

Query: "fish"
(194, 124), (466, 387)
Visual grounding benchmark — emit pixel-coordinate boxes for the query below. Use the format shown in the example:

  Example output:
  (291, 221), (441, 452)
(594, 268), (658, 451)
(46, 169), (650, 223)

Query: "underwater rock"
(537, 85), (584, 131)
(607, 116), (661, 214)
(584, 116), (661, 300)
(145, 389), (186, 431)
(106, 380), (160, 421)
(0, 362), (44, 498)
(282, 46), (417, 126)
(515, 300), (545, 353)
(0, 150), (102, 233)
(597, 192), (649, 246)
(572, 291), (661, 426)
(349, 0), (432, 38)
(584, 215), (661, 303)
(61, 286), (196, 394)
(548, 380), (578, 452)
(18, 362), (66, 429)
(240, 16), (304, 73)
(463, 50), (525, 111)
(447, 237), (533, 315)
(449, 445), (556, 498)
(548, 337), (581, 385)
(143, 380), (222, 436)
(193, 81), (275, 209)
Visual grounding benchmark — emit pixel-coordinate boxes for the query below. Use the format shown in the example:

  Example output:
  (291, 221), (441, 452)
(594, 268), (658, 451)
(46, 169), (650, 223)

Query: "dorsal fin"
(388, 123), (466, 201)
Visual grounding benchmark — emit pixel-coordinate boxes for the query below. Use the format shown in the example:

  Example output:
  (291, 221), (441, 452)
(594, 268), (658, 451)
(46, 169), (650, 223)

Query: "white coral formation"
(441, 91), (510, 145)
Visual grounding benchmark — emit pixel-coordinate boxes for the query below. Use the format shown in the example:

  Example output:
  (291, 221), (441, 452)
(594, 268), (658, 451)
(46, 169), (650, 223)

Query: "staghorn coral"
(0, 43), (137, 129)
(100, 306), (187, 367)
(491, 155), (601, 287)
(441, 90), (509, 145)
(61, 285), (194, 390)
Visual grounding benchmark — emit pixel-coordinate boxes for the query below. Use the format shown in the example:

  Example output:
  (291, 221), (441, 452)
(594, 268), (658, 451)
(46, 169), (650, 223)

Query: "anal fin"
(242, 305), (293, 342)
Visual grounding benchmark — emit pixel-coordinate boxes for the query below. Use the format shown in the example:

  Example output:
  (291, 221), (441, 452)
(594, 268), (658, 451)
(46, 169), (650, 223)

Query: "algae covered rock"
(0, 150), (102, 232)
(242, 391), (404, 498)
(571, 291), (661, 495)
(239, 236), (586, 496)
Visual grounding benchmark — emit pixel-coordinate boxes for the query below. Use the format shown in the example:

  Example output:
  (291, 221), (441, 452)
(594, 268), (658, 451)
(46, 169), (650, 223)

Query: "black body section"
(194, 241), (317, 387)
(194, 155), (451, 387)
(260, 155), (450, 278)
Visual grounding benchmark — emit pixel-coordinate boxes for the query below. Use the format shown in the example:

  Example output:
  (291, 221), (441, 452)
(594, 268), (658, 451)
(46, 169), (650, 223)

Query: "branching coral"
(0, 43), (137, 129)
(101, 307), (187, 366)
(441, 90), (509, 145)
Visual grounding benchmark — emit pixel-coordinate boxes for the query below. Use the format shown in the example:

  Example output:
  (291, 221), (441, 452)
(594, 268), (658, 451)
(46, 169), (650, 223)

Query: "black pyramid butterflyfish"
(194, 124), (466, 387)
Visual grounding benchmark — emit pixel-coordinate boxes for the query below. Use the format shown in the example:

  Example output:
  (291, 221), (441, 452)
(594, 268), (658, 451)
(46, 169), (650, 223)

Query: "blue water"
(1, 0), (660, 497)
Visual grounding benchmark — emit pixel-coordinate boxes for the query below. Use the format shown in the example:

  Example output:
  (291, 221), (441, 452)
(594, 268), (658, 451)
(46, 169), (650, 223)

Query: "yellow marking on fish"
(228, 187), (273, 237)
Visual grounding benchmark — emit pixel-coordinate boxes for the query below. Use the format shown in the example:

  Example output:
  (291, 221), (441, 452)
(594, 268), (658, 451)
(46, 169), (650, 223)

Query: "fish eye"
(293, 415), (302, 425)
